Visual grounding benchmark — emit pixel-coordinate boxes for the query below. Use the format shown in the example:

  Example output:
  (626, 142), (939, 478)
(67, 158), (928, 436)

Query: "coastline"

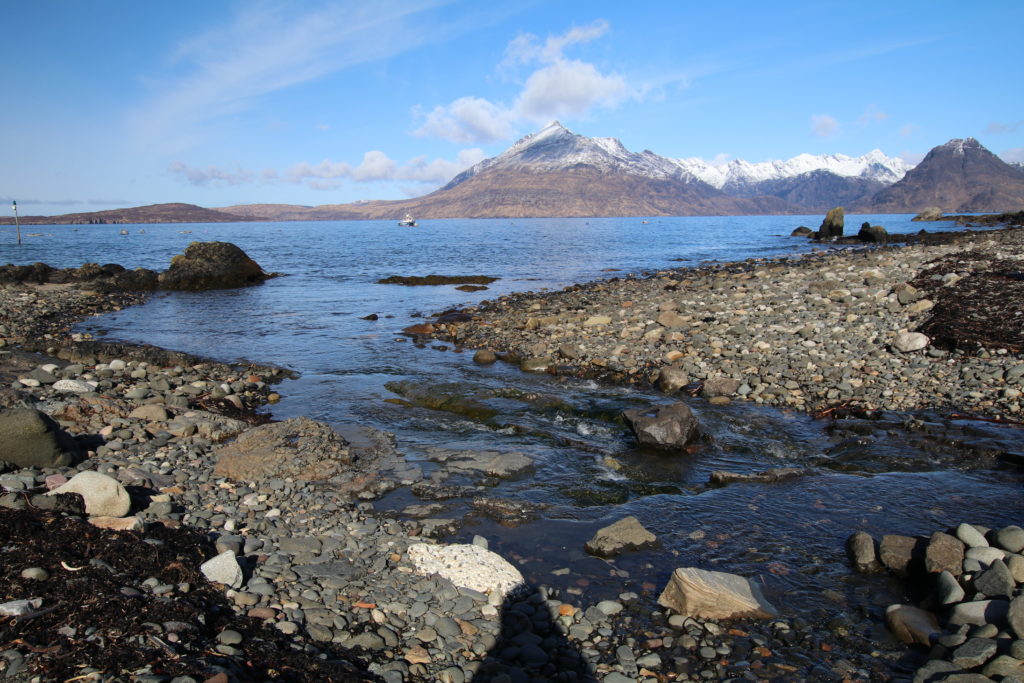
(435, 225), (1024, 420)
(0, 225), (1022, 681)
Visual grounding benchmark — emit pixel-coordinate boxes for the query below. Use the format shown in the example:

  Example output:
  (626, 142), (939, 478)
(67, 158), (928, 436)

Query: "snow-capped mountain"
(676, 150), (912, 192)
(442, 121), (912, 212)
(443, 121), (697, 189)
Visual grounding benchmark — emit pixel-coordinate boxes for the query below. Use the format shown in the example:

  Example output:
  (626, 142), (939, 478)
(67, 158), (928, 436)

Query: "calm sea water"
(3, 215), (1020, 621)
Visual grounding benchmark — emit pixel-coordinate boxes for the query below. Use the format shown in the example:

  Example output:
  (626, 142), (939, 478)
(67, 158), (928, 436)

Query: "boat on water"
(398, 214), (417, 227)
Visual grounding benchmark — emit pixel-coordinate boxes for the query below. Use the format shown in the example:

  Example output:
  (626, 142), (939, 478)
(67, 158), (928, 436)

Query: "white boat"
(398, 214), (417, 227)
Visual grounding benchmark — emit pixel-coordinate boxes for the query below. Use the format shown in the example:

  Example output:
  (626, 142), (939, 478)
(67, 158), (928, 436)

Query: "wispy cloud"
(810, 114), (839, 138)
(168, 161), (257, 186)
(415, 20), (636, 144)
(128, 0), (448, 152)
(899, 124), (919, 138)
(856, 104), (888, 126)
(171, 148), (485, 191)
(1001, 147), (1024, 164)
(986, 120), (1024, 135)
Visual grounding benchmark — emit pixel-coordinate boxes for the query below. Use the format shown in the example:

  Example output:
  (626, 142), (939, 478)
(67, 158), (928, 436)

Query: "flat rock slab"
(657, 567), (778, 620)
(425, 448), (534, 478)
(585, 516), (657, 557)
(407, 543), (525, 602)
(214, 416), (352, 482)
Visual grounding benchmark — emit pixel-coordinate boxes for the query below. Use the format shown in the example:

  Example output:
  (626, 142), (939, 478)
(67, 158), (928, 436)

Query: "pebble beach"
(1, 224), (1023, 682)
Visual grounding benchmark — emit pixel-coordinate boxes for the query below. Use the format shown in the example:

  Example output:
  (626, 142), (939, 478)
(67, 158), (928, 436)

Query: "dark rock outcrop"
(158, 242), (270, 291)
(622, 402), (700, 450)
(816, 207), (844, 240)
(0, 408), (79, 468)
(858, 222), (888, 243)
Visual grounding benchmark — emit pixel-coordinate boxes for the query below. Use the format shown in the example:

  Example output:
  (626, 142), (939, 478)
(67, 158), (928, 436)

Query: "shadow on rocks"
(475, 586), (598, 683)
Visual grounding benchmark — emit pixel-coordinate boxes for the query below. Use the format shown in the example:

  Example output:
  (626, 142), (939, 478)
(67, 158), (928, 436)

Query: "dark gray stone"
(0, 408), (78, 469)
(974, 560), (1015, 600)
(622, 402), (700, 450)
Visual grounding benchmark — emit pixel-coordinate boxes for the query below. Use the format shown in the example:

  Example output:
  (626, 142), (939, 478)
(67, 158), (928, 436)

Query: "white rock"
(200, 550), (243, 588)
(48, 471), (131, 517)
(108, 359), (127, 371)
(893, 332), (929, 353)
(407, 543), (525, 601)
(52, 379), (95, 394)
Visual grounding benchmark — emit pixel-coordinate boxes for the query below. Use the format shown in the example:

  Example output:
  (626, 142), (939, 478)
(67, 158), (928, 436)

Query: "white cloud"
(1000, 147), (1024, 163)
(414, 97), (515, 144)
(282, 148), (484, 189)
(129, 0), (446, 152)
(514, 60), (630, 123)
(352, 151), (398, 182)
(416, 20), (635, 144)
(502, 20), (610, 67)
(811, 114), (840, 138)
(899, 124), (919, 138)
(285, 160), (353, 182)
(856, 104), (888, 126)
(168, 161), (256, 186)
(987, 120), (1024, 135)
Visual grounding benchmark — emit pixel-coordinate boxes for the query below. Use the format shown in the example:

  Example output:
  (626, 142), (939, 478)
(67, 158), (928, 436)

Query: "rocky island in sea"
(0, 212), (1023, 682)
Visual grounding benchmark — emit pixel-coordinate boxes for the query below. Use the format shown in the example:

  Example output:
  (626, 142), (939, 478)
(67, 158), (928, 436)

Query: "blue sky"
(3, 0), (1022, 216)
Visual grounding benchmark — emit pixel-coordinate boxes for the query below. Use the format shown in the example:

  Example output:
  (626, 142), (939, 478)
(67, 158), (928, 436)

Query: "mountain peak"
(939, 137), (984, 154)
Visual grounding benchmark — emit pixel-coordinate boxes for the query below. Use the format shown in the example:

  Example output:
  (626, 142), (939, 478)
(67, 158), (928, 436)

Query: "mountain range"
(7, 123), (1024, 223)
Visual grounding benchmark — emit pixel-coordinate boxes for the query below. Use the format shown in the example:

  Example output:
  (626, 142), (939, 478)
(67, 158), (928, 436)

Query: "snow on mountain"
(445, 121), (912, 194)
(675, 149), (913, 191)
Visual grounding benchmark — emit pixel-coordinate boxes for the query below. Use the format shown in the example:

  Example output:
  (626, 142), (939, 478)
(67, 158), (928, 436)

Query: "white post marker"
(12, 200), (20, 245)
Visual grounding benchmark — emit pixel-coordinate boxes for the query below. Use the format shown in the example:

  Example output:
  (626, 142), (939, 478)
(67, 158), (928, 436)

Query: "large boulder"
(158, 241), (269, 291)
(0, 408), (79, 468)
(658, 567), (778, 620)
(407, 543), (526, 602)
(912, 207), (944, 222)
(585, 516), (658, 557)
(214, 417), (352, 482)
(857, 222), (888, 243)
(816, 207), (844, 240)
(47, 471), (131, 517)
(623, 402), (699, 450)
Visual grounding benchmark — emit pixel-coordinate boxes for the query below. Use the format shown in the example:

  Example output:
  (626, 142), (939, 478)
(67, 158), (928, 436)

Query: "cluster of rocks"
(433, 226), (1024, 419)
(847, 523), (1024, 681)
(0, 325), (894, 680)
(0, 240), (275, 293)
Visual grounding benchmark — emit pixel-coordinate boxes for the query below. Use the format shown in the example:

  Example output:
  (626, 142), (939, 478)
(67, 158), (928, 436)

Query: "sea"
(3, 214), (1021, 619)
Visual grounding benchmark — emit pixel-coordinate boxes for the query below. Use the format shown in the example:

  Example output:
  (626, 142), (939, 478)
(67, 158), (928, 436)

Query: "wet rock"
(377, 275), (498, 286)
(791, 226), (813, 237)
(879, 534), (924, 576)
(710, 467), (804, 486)
(858, 223), (888, 243)
(656, 366), (689, 393)
(885, 604), (940, 646)
(846, 531), (882, 574)
(473, 350), (497, 365)
(47, 471), (130, 517)
(0, 408), (79, 469)
(702, 377), (741, 398)
(158, 242), (270, 291)
(584, 516), (657, 558)
(622, 402), (699, 450)
(657, 567), (778, 620)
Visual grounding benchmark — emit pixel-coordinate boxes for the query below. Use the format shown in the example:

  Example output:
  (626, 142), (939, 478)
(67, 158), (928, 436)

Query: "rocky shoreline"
(0, 224), (1022, 682)
(432, 225), (1024, 420)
